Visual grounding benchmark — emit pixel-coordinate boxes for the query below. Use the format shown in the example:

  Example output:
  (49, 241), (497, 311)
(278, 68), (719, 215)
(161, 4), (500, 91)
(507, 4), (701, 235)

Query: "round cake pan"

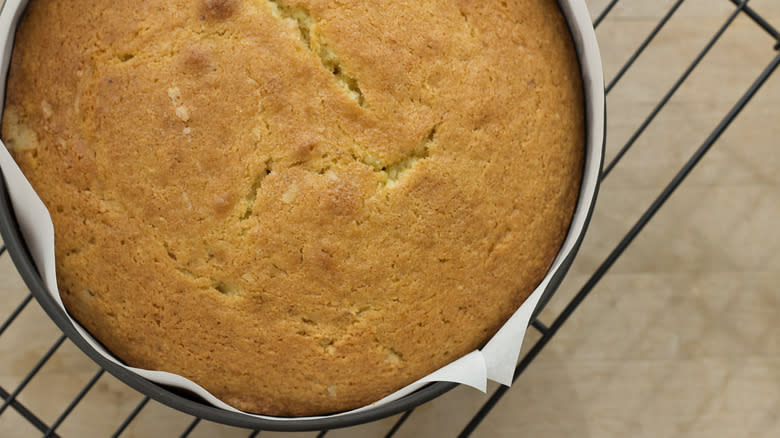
(0, 0), (604, 431)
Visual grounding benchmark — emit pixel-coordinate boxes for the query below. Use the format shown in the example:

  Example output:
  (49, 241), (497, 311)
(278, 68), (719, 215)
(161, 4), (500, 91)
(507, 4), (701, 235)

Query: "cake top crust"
(2, 0), (584, 416)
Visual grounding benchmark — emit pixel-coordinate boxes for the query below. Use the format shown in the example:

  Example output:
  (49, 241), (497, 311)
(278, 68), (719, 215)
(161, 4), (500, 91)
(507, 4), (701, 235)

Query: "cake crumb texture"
(2, 0), (584, 416)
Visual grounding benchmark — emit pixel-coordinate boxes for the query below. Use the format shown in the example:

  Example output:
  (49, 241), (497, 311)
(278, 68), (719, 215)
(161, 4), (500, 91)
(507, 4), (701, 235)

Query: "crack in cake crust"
(266, 0), (366, 106)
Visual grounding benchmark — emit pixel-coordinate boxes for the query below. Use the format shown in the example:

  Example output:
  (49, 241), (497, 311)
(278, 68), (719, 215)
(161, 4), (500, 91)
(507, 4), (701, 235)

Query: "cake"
(2, 0), (584, 416)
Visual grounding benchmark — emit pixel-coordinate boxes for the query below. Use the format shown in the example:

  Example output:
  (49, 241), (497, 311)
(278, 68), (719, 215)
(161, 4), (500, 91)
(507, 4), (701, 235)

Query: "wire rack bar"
(604, 0), (749, 177)
(43, 369), (105, 437)
(530, 318), (549, 335)
(0, 293), (32, 338)
(593, 0), (621, 28)
(730, 0), (780, 41)
(111, 396), (149, 438)
(606, 0), (686, 93)
(0, 385), (58, 437)
(247, 428), (261, 438)
(457, 50), (780, 437)
(0, 335), (66, 417)
(385, 410), (414, 438)
(180, 417), (201, 438)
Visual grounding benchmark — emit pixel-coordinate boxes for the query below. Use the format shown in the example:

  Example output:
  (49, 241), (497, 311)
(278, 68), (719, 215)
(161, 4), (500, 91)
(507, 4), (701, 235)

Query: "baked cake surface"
(2, 0), (584, 416)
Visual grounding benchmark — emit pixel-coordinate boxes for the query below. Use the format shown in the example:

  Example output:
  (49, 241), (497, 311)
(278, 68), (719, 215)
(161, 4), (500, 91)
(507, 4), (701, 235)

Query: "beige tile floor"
(1, 0), (779, 436)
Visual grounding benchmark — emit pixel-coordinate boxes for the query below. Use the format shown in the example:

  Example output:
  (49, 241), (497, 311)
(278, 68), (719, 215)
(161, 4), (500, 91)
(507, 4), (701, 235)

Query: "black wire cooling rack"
(1, 0), (779, 436)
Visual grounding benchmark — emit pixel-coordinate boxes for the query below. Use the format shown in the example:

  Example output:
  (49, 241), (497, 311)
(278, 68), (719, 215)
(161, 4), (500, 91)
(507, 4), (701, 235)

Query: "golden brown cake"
(2, 0), (584, 416)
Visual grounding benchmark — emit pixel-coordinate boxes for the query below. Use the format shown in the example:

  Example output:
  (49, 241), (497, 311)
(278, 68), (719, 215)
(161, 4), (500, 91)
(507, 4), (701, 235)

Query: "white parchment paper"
(0, 0), (604, 420)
